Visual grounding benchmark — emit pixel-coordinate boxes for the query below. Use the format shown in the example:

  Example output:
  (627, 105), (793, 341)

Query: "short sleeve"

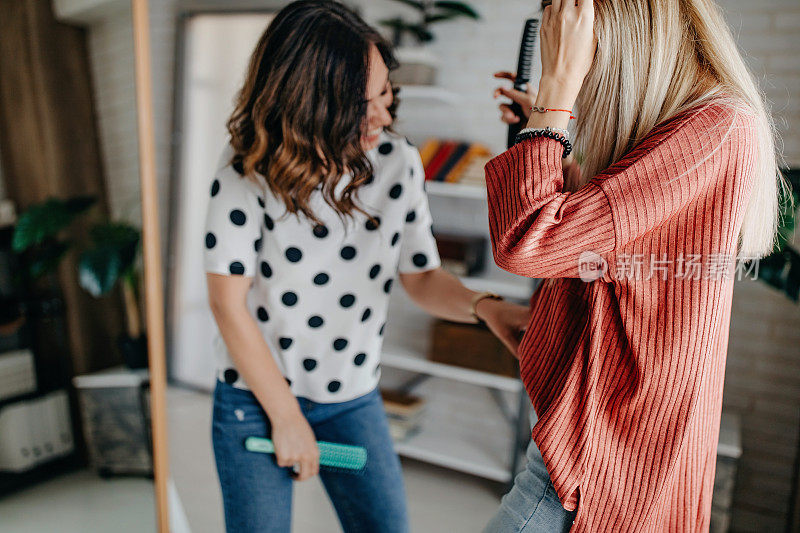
(398, 145), (441, 273)
(203, 150), (264, 277)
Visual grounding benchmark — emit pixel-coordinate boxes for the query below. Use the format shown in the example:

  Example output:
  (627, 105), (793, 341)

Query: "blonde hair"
(573, 0), (786, 258)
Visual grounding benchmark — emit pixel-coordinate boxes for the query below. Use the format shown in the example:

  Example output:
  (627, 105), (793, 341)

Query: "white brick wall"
(66, 0), (798, 530)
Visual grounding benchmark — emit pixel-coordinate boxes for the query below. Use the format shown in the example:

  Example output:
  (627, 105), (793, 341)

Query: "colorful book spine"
(424, 141), (457, 181)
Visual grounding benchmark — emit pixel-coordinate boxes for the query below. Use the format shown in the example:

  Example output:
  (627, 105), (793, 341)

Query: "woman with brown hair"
(487, 0), (784, 531)
(203, 2), (530, 531)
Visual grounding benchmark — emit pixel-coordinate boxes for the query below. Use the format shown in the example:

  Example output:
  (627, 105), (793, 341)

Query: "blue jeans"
(484, 433), (576, 532)
(212, 381), (408, 533)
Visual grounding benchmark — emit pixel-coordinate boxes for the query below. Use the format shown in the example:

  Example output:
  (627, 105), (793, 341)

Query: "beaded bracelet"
(514, 128), (573, 158)
(518, 126), (570, 141)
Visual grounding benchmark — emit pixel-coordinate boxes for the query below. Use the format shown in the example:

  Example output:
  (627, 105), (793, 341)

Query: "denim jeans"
(212, 381), (408, 533)
(484, 426), (576, 532)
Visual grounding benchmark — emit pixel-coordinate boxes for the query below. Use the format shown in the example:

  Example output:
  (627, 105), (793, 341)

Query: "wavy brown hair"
(227, 0), (399, 224)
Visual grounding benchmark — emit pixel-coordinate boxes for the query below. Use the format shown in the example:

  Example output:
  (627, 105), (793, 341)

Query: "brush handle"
(507, 18), (540, 149)
(244, 437), (368, 471)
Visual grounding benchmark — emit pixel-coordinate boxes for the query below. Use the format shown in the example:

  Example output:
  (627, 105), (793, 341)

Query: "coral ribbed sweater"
(484, 101), (756, 531)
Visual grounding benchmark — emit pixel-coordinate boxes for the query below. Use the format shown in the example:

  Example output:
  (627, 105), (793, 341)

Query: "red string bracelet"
(531, 106), (576, 120)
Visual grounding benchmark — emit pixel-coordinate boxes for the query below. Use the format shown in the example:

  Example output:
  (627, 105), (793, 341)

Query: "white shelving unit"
(381, 273), (535, 484)
(389, 378), (522, 483)
(384, 82), (537, 486)
(424, 180), (486, 200)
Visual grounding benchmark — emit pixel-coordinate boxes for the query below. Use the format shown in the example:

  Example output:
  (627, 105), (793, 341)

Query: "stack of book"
(419, 139), (493, 186)
(380, 389), (426, 442)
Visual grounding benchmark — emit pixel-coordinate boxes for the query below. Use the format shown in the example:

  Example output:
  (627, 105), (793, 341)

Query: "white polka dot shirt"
(204, 132), (441, 402)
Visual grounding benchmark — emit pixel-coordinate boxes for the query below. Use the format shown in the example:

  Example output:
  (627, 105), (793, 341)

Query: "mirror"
(0, 0), (169, 531)
(165, 2), (538, 532)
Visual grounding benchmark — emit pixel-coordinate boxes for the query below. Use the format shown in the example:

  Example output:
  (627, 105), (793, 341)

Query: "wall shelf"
(425, 180), (486, 200)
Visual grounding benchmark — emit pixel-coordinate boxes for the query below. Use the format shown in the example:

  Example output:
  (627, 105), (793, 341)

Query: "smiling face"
(361, 44), (394, 151)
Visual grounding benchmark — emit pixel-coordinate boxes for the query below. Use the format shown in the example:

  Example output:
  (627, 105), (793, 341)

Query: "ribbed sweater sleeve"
(484, 103), (744, 279)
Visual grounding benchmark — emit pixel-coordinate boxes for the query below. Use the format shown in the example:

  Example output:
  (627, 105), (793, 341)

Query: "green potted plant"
(78, 221), (146, 369)
(756, 169), (800, 301)
(379, 0), (480, 86)
(12, 196), (97, 389)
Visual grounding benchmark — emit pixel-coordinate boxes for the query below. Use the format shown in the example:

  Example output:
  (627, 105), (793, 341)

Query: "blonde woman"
(487, 0), (784, 531)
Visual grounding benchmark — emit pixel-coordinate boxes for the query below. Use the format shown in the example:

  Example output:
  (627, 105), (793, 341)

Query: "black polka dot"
(279, 337), (293, 349)
(409, 166), (414, 178)
(365, 174), (375, 186)
(328, 380), (342, 393)
(285, 247), (303, 262)
(223, 368), (238, 384)
(257, 196), (265, 208)
(413, 253), (429, 267)
(229, 209), (247, 226)
(389, 184), (403, 199)
(340, 246), (357, 260)
(254, 237), (263, 252)
(333, 338), (348, 351)
(303, 358), (317, 371)
(374, 364), (381, 376)
(354, 353), (367, 366)
(369, 264), (382, 279)
(366, 217), (381, 231)
(282, 292), (298, 306)
(313, 272), (330, 285)
(361, 308), (372, 322)
(340, 294), (356, 308)
(211, 179), (220, 197)
(205, 232), (216, 249)
(257, 307), (269, 322)
(285, 377), (292, 386)
(383, 279), (394, 294)
(313, 224), (329, 238)
(229, 262), (245, 275)
(391, 233), (400, 247)
(405, 210), (416, 223)
(378, 142), (393, 155)
(379, 323), (385, 336)
(261, 261), (272, 278)
(264, 214), (274, 231)
(308, 315), (324, 328)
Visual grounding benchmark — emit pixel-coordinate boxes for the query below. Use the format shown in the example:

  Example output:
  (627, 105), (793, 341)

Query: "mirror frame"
(131, 0), (170, 530)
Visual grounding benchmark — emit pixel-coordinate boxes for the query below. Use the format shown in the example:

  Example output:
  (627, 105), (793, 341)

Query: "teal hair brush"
(244, 437), (367, 471)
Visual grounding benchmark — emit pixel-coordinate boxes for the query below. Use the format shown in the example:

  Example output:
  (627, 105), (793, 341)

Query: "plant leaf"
(433, 1), (480, 19)
(406, 23), (435, 42)
(378, 17), (408, 30)
(775, 168), (799, 252)
(78, 222), (140, 297)
(28, 242), (69, 280)
(424, 13), (460, 24)
(387, 0), (425, 11)
(755, 247), (800, 302)
(12, 196), (96, 252)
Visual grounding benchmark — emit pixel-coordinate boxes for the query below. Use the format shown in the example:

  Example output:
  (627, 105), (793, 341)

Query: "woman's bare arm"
(207, 273), (319, 480)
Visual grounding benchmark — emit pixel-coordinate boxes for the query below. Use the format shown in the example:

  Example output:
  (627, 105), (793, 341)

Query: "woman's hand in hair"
(271, 410), (320, 481)
(475, 298), (531, 358)
(493, 71), (537, 124)
(537, 0), (596, 113)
